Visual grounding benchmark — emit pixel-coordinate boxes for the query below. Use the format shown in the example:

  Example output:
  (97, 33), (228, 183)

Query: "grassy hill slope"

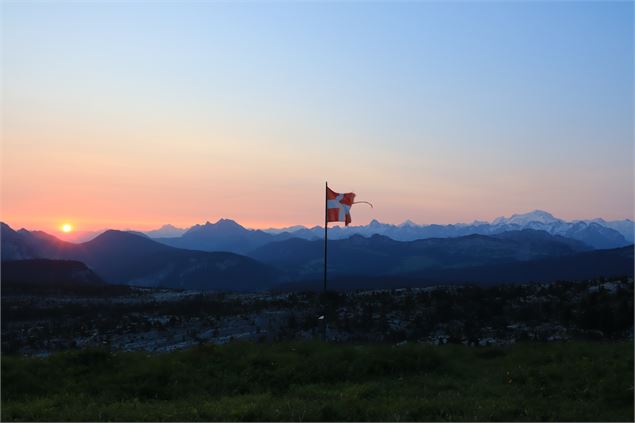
(2, 341), (632, 421)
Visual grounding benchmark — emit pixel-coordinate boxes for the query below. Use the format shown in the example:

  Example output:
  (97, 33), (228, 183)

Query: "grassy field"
(2, 341), (633, 421)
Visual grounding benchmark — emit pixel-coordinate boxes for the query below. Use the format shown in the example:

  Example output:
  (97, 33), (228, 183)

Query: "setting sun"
(61, 223), (73, 233)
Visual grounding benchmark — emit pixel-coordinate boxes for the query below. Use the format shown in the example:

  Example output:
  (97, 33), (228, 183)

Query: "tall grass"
(2, 341), (633, 421)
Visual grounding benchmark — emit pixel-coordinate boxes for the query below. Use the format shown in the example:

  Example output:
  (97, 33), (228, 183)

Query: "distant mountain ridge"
(248, 229), (594, 281)
(59, 210), (631, 249)
(2, 214), (633, 292)
(257, 210), (633, 249)
(1, 223), (277, 291)
(154, 218), (300, 254)
(137, 210), (632, 252)
(143, 224), (187, 238)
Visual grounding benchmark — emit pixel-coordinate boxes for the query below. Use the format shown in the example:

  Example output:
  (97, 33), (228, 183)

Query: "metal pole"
(323, 181), (328, 341)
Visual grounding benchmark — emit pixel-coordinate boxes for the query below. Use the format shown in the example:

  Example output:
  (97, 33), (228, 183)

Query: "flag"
(327, 187), (356, 226)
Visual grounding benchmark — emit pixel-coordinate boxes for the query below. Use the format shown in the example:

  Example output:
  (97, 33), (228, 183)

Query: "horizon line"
(2, 209), (633, 236)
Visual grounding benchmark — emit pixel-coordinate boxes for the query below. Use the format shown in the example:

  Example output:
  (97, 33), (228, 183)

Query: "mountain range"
(144, 210), (631, 253)
(248, 229), (593, 281)
(259, 210), (632, 249)
(1, 212), (633, 292)
(0, 223), (276, 291)
(154, 219), (295, 254)
(63, 210), (633, 251)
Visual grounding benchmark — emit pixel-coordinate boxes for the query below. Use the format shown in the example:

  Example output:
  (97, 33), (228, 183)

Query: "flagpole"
(323, 181), (328, 342)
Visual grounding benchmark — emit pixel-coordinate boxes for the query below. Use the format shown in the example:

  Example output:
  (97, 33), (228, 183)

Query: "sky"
(2, 1), (633, 235)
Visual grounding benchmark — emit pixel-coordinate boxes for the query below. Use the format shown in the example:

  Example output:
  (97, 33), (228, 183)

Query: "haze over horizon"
(1, 209), (632, 244)
(2, 2), (633, 233)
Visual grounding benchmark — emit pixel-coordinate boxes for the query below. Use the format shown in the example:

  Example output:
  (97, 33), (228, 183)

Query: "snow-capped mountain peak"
(142, 210), (632, 248)
(492, 210), (562, 226)
(398, 219), (418, 228)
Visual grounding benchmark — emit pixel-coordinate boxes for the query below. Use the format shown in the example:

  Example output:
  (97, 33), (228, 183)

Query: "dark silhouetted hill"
(0, 259), (132, 295)
(2, 259), (104, 285)
(274, 246), (634, 291)
(250, 229), (592, 280)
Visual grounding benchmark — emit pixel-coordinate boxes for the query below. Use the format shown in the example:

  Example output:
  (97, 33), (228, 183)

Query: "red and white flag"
(327, 187), (356, 226)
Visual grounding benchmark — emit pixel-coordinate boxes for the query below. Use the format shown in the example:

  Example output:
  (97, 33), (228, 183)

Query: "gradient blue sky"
(2, 1), (633, 231)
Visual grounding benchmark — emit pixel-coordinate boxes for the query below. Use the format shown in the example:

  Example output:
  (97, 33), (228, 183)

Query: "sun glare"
(62, 223), (73, 233)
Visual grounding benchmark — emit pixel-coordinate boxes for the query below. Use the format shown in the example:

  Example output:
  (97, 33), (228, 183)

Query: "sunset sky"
(2, 2), (633, 234)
